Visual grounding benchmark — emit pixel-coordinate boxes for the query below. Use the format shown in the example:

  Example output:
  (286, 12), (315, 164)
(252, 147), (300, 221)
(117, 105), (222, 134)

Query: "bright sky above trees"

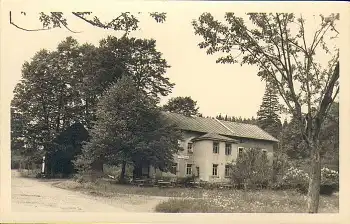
(0, 1), (343, 121)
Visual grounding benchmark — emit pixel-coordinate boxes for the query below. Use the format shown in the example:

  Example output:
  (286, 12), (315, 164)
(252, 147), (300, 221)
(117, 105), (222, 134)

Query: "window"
(186, 164), (193, 175)
(196, 167), (200, 177)
(225, 143), (232, 155)
(171, 163), (177, 174)
(212, 164), (218, 176)
(213, 142), (220, 154)
(142, 166), (149, 175)
(225, 165), (231, 177)
(188, 142), (193, 153)
(262, 149), (267, 158)
(238, 147), (244, 157)
(187, 142), (193, 150)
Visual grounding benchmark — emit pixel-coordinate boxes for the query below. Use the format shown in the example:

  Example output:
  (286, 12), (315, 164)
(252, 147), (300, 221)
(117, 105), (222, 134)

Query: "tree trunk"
(120, 161), (126, 183)
(307, 141), (322, 213)
(91, 158), (104, 181)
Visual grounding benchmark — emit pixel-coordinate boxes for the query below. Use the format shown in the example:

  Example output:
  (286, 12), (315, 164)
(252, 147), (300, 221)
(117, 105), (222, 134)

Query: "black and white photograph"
(0, 0), (348, 222)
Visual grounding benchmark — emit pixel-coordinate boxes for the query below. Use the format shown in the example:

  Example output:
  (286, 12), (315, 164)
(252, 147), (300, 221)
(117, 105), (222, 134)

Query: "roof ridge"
(221, 119), (257, 127)
(214, 118), (235, 135)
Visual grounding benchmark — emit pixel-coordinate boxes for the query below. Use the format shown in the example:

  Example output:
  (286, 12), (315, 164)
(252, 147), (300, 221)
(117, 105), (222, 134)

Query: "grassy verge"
(18, 169), (41, 178)
(54, 179), (338, 213)
(53, 179), (204, 198)
(155, 190), (339, 213)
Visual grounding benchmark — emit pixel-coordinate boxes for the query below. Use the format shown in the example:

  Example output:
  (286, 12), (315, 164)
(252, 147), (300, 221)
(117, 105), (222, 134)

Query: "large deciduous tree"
(75, 76), (181, 182)
(193, 13), (339, 213)
(96, 36), (173, 98)
(11, 35), (174, 167)
(163, 96), (200, 117)
(11, 37), (90, 162)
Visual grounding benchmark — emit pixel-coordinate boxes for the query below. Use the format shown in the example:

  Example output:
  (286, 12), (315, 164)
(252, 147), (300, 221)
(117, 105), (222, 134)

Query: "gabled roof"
(162, 112), (278, 142)
(219, 120), (279, 143)
(193, 133), (239, 143)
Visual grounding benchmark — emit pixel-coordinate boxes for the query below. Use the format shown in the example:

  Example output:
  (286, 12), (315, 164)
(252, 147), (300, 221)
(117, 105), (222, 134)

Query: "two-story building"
(147, 112), (278, 182)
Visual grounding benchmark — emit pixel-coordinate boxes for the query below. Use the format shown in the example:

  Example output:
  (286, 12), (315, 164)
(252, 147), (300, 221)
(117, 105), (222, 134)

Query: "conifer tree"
(257, 81), (282, 138)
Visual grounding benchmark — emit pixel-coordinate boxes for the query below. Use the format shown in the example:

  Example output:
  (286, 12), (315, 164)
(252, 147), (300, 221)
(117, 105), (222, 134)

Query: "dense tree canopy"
(75, 76), (182, 181)
(46, 122), (89, 177)
(163, 96), (200, 117)
(216, 114), (257, 125)
(11, 35), (173, 163)
(282, 102), (339, 168)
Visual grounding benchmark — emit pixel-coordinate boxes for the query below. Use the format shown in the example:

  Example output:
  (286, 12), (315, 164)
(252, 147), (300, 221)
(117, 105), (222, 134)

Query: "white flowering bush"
(282, 167), (309, 183)
(281, 166), (309, 193)
(320, 167), (339, 195)
(279, 166), (339, 195)
(321, 167), (339, 185)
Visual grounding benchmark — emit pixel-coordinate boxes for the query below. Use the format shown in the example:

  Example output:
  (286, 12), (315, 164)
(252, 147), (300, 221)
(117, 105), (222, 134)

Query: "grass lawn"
(54, 179), (338, 213)
(155, 191), (338, 213)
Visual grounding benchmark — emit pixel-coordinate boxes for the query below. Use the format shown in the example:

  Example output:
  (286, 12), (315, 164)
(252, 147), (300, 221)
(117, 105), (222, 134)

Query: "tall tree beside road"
(193, 12), (339, 213)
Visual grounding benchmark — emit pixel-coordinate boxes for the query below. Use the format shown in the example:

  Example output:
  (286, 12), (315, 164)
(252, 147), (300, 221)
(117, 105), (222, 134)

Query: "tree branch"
(9, 11), (51, 32)
(244, 48), (296, 117)
(313, 25), (331, 54)
(50, 12), (81, 33)
(72, 12), (105, 28)
(318, 52), (339, 108)
(236, 20), (289, 82)
(315, 62), (339, 136)
(276, 14), (303, 125)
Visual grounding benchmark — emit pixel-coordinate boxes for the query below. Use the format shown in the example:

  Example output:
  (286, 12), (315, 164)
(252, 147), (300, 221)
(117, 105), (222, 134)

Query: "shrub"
(320, 167), (339, 195)
(155, 198), (224, 213)
(73, 171), (98, 183)
(155, 171), (177, 182)
(11, 159), (20, 169)
(19, 168), (41, 178)
(11, 154), (25, 170)
(321, 167), (339, 185)
(272, 153), (290, 182)
(176, 175), (196, 187)
(230, 148), (272, 187)
(281, 167), (309, 193)
(280, 166), (339, 195)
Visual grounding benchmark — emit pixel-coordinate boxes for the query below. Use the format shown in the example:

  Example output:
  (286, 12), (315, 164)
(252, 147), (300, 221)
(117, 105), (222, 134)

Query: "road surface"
(11, 170), (168, 212)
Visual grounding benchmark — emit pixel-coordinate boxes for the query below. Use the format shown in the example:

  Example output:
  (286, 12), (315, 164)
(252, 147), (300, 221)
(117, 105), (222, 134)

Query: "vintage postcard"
(0, 0), (349, 223)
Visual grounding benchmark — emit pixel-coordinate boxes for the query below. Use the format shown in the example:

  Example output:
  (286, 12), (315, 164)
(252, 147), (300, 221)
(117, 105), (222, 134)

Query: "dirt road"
(11, 171), (169, 212)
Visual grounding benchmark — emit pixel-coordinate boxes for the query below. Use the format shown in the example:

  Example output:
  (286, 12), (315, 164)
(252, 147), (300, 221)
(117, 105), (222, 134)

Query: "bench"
(133, 179), (146, 187)
(157, 180), (172, 188)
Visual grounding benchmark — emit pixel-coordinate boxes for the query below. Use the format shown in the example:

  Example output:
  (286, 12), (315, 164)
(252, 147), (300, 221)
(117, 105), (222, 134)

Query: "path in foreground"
(11, 170), (168, 212)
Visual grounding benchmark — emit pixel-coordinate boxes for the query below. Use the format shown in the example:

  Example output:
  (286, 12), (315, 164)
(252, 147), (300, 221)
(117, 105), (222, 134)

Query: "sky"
(0, 2), (341, 121)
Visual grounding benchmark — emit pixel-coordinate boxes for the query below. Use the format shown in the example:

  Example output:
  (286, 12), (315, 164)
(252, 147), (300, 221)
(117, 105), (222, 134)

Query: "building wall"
(150, 130), (275, 182)
(180, 132), (275, 182)
(238, 139), (274, 165)
(149, 131), (201, 178)
(174, 131), (201, 177)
